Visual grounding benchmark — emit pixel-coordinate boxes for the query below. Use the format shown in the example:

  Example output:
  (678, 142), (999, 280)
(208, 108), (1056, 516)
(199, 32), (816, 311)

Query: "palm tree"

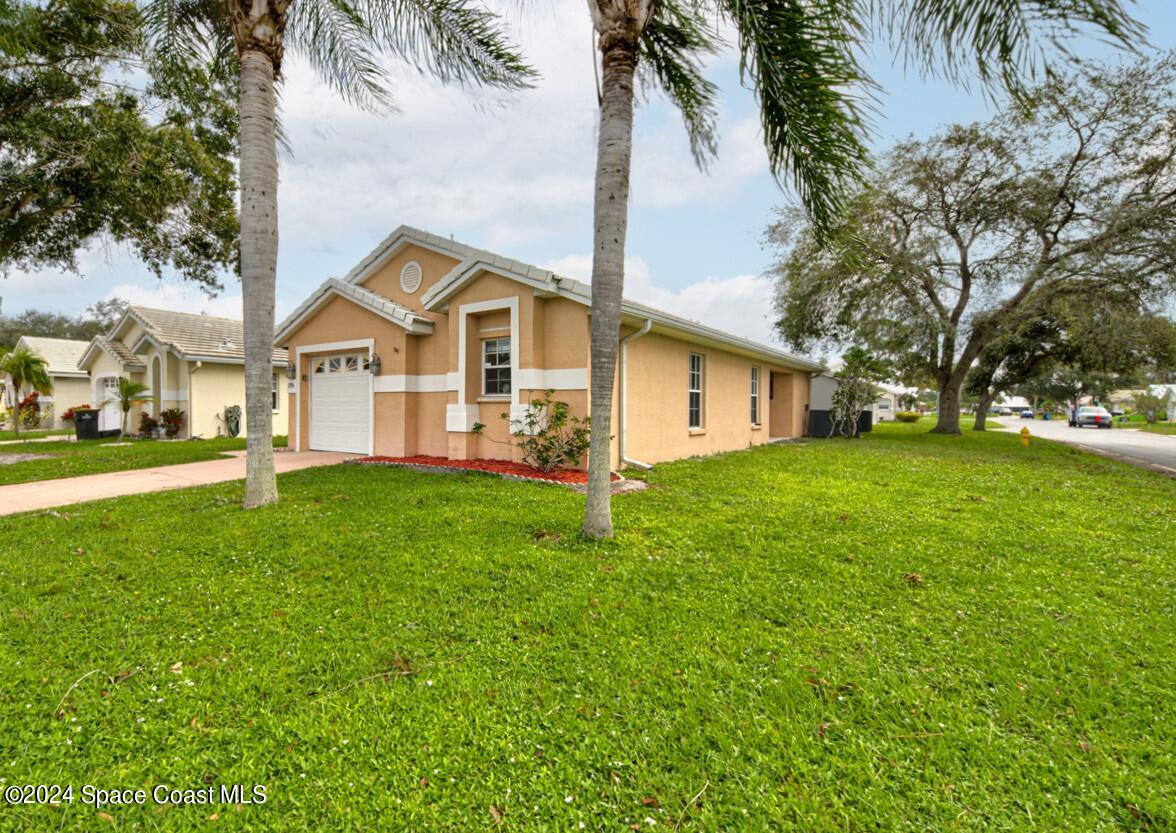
(0, 347), (53, 439)
(579, 0), (1144, 539)
(146, 0), (533, 508)
(106, 377), (154, 437)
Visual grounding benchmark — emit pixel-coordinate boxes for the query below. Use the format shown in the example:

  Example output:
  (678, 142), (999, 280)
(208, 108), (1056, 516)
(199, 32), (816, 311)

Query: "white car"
(1074, 406), (1113, 429)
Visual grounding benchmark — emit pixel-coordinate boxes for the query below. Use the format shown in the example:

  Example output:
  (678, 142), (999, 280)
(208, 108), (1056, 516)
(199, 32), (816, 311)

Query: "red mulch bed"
(349, 455), (619, 485)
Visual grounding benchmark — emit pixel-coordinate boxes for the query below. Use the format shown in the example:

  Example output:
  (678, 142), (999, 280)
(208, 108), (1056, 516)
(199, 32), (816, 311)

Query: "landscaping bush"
(60, 404), (90, 423)
(895, 411), (921, 423)
(17, 391), (42, 428)
(138, 412), (160, 436)
(160, 408), (184, 438)
(473, 390), (590, 473)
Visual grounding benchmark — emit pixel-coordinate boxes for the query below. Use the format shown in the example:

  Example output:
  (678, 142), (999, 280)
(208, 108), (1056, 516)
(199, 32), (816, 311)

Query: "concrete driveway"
(0, 450), (355, 517)
(995, 417), (1176, 476)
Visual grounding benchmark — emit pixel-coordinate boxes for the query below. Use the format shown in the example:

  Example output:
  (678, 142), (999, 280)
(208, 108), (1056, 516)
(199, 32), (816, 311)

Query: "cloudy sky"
(4, 0), (1173, 348)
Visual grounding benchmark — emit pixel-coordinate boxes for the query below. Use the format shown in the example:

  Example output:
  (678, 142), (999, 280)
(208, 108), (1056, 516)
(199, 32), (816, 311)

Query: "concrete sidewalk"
(0, 451), (354, 516)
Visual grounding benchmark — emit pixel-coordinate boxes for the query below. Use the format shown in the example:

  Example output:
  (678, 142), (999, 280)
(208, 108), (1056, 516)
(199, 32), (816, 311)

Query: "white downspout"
(619, 319), (654, 470)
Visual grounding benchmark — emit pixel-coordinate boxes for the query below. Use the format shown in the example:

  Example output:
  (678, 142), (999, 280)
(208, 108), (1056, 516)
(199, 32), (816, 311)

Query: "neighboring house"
(874, 382), (918, 421)
(7, 336), (91, 429)
(78, 307), (289, 438)
(995, 394), (1031, 412)
(1148, 383), (1176, 420)
(274, 225), (822, 468)
(809, 373), (914, 429)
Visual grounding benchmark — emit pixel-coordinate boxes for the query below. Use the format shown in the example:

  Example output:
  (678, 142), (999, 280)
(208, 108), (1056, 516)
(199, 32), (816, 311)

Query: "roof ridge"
(131, 305), (243, 324)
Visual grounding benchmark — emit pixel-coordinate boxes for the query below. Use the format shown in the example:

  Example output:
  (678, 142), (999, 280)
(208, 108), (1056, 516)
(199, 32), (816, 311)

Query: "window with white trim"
(482, 337), (511, 396)
(688, 353), (704, 429)
(310, 353), (370, 376)
(750, 366), (761, 424)
(272, 373), (280, 411)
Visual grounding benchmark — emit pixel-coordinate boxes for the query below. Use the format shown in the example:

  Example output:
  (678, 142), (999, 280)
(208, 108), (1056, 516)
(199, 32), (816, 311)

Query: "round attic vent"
(400, 260), (423, 294)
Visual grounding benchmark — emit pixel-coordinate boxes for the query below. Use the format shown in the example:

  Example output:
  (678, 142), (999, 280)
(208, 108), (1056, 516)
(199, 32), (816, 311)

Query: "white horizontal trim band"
(374, 374), (450, 393)
(517, 368), (588, 390)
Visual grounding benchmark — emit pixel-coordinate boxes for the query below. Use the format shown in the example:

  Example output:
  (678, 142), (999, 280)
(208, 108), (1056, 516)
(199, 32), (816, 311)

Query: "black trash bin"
(74, 408), (100, 440)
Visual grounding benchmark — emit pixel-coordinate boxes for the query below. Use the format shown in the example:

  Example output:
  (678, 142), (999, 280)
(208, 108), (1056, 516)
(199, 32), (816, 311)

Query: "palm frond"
(289, 0), (396, 112)
(876, 0), (1146, 100)
(720, 0), (874, 235)
(638, 1), (721, 169)
(356, 0), (536, 89)
(142, 0), (235, 82)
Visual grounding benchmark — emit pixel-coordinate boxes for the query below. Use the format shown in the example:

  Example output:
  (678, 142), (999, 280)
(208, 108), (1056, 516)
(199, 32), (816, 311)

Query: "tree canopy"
(769, 56), (1176, 434)
(0, 0), (239, 288)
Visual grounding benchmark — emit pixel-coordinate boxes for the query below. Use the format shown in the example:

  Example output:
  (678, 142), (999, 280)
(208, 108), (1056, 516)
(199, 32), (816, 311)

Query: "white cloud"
(542, 254), (781, 346)
(102, 282), (291, 322)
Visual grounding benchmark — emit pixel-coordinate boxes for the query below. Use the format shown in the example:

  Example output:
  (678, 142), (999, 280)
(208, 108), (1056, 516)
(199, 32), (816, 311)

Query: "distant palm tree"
(146, 0), (533, 508)
(106, 377), (153, 437)
(0, 347), (52, 439)
(579, 0), (1144, 539)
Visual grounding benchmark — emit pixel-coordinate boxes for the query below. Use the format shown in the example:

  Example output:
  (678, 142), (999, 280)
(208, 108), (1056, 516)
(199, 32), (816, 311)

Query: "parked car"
(998, 407), (1013, 416)
(1020, 410), (1034, 419)
(1075, 406), (1113, 429)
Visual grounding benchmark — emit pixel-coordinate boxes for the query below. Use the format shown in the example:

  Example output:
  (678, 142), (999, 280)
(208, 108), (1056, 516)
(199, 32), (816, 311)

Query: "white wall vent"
(400, 261), (423, 294)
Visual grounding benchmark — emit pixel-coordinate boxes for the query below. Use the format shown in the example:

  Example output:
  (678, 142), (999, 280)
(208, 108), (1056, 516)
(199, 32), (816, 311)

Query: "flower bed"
(348, 455), (619, 485)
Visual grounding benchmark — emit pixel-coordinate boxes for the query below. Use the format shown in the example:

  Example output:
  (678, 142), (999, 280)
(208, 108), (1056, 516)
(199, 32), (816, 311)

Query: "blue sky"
(3, 0), (1173, 346)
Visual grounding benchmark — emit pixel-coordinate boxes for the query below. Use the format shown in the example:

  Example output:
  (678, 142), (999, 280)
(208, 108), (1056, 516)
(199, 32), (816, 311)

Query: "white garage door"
(309, 353), (371, 454)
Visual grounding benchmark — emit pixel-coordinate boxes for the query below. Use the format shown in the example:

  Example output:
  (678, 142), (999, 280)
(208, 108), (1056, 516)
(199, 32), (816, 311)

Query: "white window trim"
(750, 366), (761, 426)
(481, 336), (512, 398)
(292, 338), (374, 453)
(688, 353), (704, 430)
(449, 297), (520, 432)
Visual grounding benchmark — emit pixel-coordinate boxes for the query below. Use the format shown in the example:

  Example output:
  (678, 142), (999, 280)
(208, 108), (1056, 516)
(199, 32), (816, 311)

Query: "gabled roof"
(342, 224), (481, 285)
(310, 224), (824, 372)
(78, 335), (147, 372)
(275, 278), (434, 343)
(112, 307), (288, 365)
(13, 336), (89, 377)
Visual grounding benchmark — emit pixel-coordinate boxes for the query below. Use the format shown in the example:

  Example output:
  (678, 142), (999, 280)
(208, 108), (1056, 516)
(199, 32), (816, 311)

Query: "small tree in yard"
(1132, 391), (1171, 424)
(828, 348), (887, 438)
(474, 391), (591, 473)
(0, 346), (51, 438)
(106, 378), (153, 437)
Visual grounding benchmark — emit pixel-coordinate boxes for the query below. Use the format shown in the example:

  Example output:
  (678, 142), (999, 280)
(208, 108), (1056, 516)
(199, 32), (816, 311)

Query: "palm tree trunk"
(583, 34), (638, 540)
(239, 48), (279, 509)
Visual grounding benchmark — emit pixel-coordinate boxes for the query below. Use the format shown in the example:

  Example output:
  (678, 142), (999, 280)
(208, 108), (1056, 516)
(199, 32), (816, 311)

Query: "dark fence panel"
(808, 409), (873, 437)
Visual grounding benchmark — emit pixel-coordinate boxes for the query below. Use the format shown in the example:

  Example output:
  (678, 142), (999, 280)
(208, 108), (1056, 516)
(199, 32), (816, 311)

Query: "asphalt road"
(994, 417), (1176, 475)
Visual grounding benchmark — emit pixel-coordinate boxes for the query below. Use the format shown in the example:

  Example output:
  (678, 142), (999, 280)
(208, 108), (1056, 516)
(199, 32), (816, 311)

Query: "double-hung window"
(483, 337), (511, 396)
(750, 366), (761, 425)
(272, 373), (280, 411)
(688, 353), (704, 429)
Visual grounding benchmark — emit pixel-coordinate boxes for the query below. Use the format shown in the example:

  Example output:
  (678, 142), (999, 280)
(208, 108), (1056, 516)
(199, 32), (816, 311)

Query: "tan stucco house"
(78, 307), (289, 438)
(275, 226), (822, 469)
(7, 336), (91, 429)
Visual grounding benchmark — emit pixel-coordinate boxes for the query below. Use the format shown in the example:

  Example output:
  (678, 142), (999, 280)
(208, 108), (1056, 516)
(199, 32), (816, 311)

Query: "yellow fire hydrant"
(1020, 426), (1031, 447)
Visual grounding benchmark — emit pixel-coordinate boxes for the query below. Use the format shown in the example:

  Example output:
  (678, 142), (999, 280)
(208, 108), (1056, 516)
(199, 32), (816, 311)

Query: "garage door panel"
(309, 364), (370, 454)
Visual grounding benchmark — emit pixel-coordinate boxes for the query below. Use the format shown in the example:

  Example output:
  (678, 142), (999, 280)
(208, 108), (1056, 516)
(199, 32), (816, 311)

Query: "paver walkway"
(0, 451), (354, 516)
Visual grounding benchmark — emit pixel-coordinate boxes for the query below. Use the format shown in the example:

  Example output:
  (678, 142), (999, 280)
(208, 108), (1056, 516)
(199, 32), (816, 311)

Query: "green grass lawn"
(1135, 422), (1176, 435)
(0, 424), (1172, 831)
(0, 436), (287, 486)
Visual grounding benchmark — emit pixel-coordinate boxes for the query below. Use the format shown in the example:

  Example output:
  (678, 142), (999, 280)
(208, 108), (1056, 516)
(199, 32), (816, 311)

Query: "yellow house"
(9, 336), (92, 429)
(78, 307), (289, 438)
(276, 226), (821, 469)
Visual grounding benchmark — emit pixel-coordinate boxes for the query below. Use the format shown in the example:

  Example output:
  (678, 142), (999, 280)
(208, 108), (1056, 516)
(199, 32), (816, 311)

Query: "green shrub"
(472, 390), (590, 473)
(160, 408), (184, 438)
(895, 411), (921, 423)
